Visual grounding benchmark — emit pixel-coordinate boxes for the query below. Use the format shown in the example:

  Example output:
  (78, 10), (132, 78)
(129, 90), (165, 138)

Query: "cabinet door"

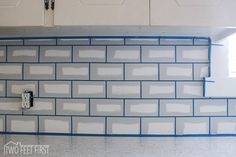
(0, 0), (44, 26)
(54, 0), (149, 26)
(150, 0), (236, 27)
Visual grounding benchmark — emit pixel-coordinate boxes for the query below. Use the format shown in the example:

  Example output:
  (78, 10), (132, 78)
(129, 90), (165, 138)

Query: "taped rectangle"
(167, 67), (192, 77)
(11, 84), (36, 94)
(12, 50), (36, 57)
(183, 85), (202, 96)
(149, 85), (174, 94)
(217, 122), (236, 134)
(183, 122), (208, 134)
(182, 49), (207, 60)
(0, 102), (20, 111)
(0, 84), (4, 92)
(44, 119), (70, 133)
(62, 103), (87, 112)
(45, 50), (70, 57)
(97, 67), (122, 76)
(166, 103), (191, 113)
(0, 65), (21, 74)
(96, 104), (122, 112)
(130, 104), (157, 114)
(132, 67), (157, 76)
(0, 50), (4, 57)
(147, 122), (174, 134)
(200, 66), (209, 77)
(62, 67), (88, 76)
(11, 120), (36, 132)
(29, 66), (53, 75)
(113, 50), (139, 59)
(112, 123), (139, 134)
(149, 50), (174, 58)
(44, 84), (70, 94)
(199, 105), (226, 113)
(77, 122), (104, 134)
(31, 101), (53, 111)
(0, 118), (3, 131)
(79, 49), (104, 58)
(112, 85), (140, 95)
(78, 85), (104, 94)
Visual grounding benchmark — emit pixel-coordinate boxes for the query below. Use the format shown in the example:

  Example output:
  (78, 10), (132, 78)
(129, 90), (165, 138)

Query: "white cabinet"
(54, 0), (149, 26)
(150, 0), (236, 27)
(2, 0), (236, 27)
(0, 0), (44, 26)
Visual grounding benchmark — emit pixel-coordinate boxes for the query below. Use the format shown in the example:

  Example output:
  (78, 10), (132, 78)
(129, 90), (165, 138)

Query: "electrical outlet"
(21, 91), (33, 109)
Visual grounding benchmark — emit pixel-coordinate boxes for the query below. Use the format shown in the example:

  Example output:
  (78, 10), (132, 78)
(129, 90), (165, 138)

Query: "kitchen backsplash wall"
(0, 36), (233, 136)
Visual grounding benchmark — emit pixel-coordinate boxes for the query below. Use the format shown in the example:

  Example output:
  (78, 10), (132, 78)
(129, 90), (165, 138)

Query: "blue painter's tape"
(0, 36), (221, 137)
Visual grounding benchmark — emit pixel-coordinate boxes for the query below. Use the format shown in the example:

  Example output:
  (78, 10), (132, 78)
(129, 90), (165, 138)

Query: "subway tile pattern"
(0, 36), (232, 136)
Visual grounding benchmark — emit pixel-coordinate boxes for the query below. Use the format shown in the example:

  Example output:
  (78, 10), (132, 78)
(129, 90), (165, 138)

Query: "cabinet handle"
(44, 0), (49, 10)
(51, 0), (55, 10)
